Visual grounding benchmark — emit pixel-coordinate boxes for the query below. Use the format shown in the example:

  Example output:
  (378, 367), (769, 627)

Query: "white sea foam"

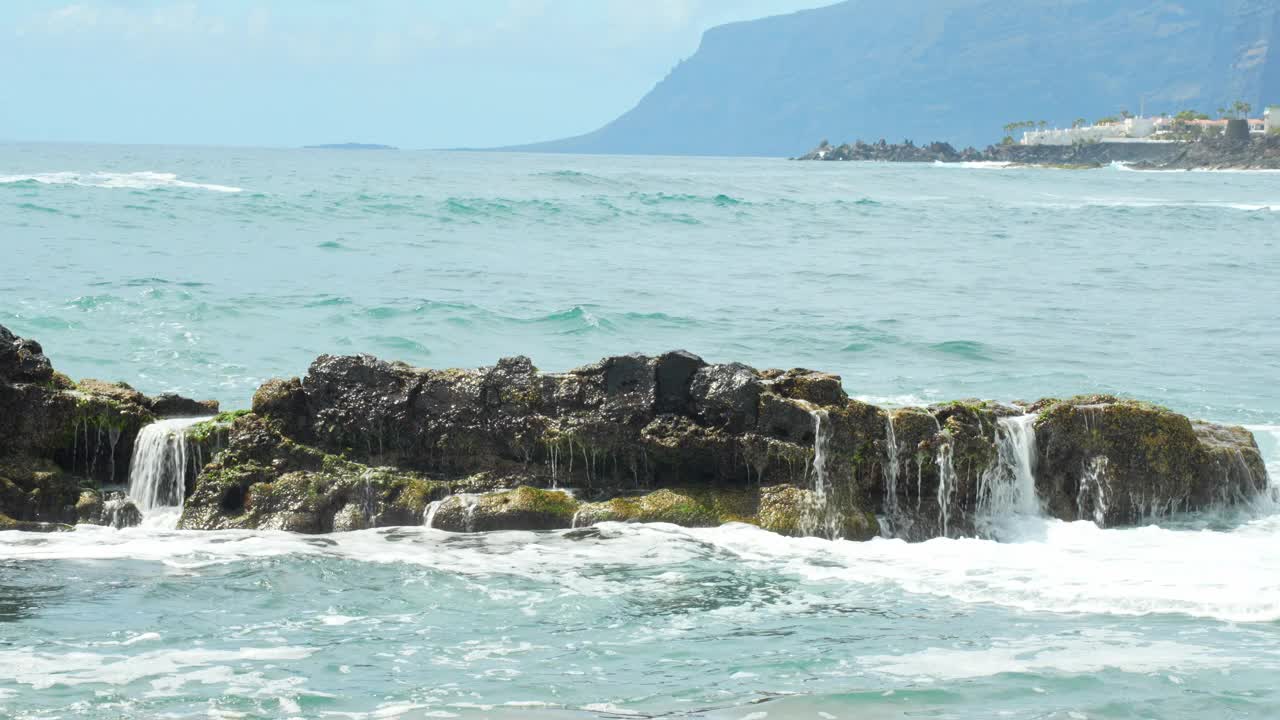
(4, 515), (1280, 623)
(851, 393), (937, 408)
(1113, 163), (1280, 174)
(1023, 196), (1280, 212)
(692, 517), (1280, 623)
(0, 171), (243, 193)
(859, 629), (1240, 680)
(0, 646), (313, 690)
(932, 161), (1015, 169)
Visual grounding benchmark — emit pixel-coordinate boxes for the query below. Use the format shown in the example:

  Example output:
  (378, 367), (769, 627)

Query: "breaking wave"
(0, 171), (243, 193)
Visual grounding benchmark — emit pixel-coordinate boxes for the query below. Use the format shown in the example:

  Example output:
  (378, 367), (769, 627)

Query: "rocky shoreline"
(0, 324), (1270, 540)
(797, 136), (1280, 170)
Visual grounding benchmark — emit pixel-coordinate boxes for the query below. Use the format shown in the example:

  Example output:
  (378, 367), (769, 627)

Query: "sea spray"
(127, 417), (212, 528)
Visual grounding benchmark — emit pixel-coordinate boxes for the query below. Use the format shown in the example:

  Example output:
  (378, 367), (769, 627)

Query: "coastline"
(797, 136), (1280, 170)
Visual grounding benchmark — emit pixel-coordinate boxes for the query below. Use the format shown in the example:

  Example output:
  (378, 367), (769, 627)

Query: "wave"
(929, 339), (998, 361)
(530, 169), (619, 187)
(442, 197), (563, 218)
(933, 161), (1015, 169)
(0, 171), (243, 193)
(1113, 163), (1280, 174)
(628, 192), (749, 207)
(3, 516), (1279, 623)
(346, 301), (694, 337)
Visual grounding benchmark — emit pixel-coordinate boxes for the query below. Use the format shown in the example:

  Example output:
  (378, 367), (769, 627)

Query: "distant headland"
(303, 143), (397, 150)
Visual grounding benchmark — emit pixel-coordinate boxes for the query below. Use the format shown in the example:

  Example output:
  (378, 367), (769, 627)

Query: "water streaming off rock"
(802, 407), (845, 539)
(977, 414), (1041, 537)
(931, 415), (960, 537)
(126, 417), (211, 528)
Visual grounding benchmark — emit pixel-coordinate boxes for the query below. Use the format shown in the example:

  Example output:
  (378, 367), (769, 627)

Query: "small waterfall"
(931, 415), (959, 537)
(423, 494), (482, 532)
(882, 414), (901, 526)
(423, 500), (444, 529)
(462, 494), (481, 533)
(801, 407), (843, 538)
(936, 441), (957, 536)
(880, 413), (913, 538)
(127, 416), (211, 529)
(976, 414), (1041, 535)
(1077, 455), (1110, 526)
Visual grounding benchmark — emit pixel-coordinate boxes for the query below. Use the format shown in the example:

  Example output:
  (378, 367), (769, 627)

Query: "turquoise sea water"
(3, 144), (1280, 718)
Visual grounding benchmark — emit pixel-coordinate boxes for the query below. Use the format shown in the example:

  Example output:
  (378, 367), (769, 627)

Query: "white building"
(1022, 117), (1160, 146)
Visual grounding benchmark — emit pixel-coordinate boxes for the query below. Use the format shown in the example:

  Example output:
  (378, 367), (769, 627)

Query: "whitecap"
(0, 171), (243, 193)
(932, 161), (1015, 169)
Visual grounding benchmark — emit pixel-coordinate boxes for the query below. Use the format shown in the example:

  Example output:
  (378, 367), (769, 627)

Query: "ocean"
(2, 143), (1280, 718)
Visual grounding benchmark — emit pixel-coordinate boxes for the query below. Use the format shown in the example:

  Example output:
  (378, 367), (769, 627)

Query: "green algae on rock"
(1, 323), (1271, 540)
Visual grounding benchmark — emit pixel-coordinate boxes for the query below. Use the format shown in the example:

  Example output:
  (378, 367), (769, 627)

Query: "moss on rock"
(1033, 397), (1267, 526)
(430, 486), (579, 532)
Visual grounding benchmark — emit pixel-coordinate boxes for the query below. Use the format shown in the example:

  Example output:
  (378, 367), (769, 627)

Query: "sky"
(1, 1), (831, 148)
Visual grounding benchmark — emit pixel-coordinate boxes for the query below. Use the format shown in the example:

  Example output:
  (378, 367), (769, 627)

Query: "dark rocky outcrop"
(1, 323), (1270, 540)
(0, 324), (218, 529)
(148, 393), (220, 418)
(182, 355), (887, 538)
(799, 140), (987, 163)
(177, 350), (1269, 540)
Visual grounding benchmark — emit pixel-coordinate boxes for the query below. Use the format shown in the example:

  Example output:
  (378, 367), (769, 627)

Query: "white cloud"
(20, 2), (226, 39)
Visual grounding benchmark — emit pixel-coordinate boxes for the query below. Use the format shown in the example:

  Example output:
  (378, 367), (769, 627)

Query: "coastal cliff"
(0, 325), (1268, 540)
(797, 136), (1280, 170)
(517, 0), (1280, 156)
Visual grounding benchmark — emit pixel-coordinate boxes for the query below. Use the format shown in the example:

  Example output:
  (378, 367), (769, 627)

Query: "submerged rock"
(77, 490), (142, 529)
(573, 484), (878, 540)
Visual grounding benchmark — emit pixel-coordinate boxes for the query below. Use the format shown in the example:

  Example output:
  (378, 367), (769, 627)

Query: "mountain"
(516, 0), (1280, 156)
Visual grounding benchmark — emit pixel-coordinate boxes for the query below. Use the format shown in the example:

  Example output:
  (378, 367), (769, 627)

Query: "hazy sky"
(2, 1), (831, 147)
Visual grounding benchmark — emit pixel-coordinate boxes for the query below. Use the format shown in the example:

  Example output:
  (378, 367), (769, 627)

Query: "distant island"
(303, 143), (397, 150)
